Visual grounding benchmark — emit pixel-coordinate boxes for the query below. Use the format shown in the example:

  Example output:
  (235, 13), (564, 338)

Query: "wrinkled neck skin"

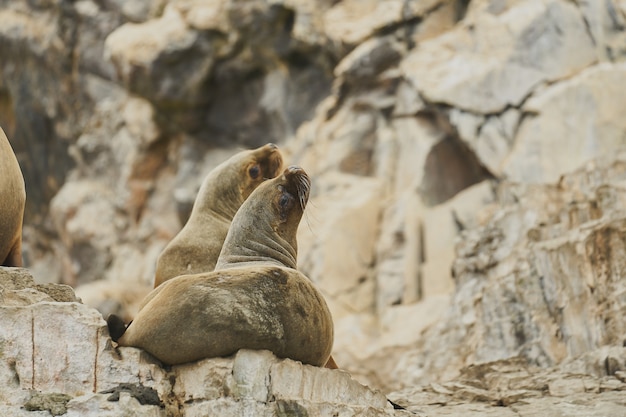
(190, 161), (244, 223)
(215, 208), (298, 271)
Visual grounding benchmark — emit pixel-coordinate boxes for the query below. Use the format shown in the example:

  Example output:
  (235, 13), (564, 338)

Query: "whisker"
(302, 200), (318, 237)
(295, 174), (310, 211)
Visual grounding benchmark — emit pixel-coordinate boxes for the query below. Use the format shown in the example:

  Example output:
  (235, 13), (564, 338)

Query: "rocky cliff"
(2, 0), (626, 415)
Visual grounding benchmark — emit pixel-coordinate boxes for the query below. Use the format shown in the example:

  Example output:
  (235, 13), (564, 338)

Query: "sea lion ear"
(248, 164), (261, 179)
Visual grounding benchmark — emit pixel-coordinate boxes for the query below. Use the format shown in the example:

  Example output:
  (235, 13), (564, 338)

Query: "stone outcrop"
(0, 267), (395, 416)
(365, 153), (626, 391)
(391, 349), (626, 416)
(2, 267), (626, 416)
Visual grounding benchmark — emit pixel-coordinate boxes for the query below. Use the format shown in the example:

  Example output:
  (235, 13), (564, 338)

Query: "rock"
(49, 181), (121, 286)
(503, 63), (626, 183)
(74, 278), (152, 323)
(0, 0), (131, 222)
(298, 172), (382, 317)
(402, 0), (597, 113)
(0, 267), (79, 304)
(576, 0), (626, 61)
(449, 108), (520, 176)
(389, 353), (626, 415)
(104, 5), (216, 107)
(0, 266), (396, 415)
(335, 36), (405, 83)
(323, 0), (444, 46)
(24, 392), (73, 416)
(383, 152), (626, 390)
(65, 392), (164, 417)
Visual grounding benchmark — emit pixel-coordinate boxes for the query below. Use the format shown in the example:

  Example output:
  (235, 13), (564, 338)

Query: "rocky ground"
(2, 0), (626, 415)
(1, 267), (625, 416)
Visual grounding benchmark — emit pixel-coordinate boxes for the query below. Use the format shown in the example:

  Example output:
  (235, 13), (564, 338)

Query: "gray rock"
(402, 0), (597, 113)
(504, 63), (626, 183)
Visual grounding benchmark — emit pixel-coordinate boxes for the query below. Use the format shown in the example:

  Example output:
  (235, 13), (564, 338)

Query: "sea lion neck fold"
(215, 166), (310, 271)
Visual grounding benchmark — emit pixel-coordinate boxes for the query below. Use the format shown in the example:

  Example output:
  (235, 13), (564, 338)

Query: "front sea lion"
(154, 143), (283, 288)
(0, 127), (26, 267)
(110, 167), (334, 367)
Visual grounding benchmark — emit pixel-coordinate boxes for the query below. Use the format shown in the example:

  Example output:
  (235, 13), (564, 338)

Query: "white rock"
(298, 172), (382, 316)
(504, 63), (626, 183)
(402, 0), (597, 113)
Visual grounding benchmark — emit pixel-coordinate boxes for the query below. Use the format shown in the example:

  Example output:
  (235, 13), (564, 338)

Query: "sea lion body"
(154, 143), (283, 288)
(115, 167), (334, 367)
(0, 127), (26, 267)
(119, 266), (333, 366)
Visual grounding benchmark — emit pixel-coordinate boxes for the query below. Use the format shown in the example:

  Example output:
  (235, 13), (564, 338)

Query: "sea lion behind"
(114, 167), (334, 367)
(118, 266), (332, 366)
(0, 127), (26, 267)
(154, 143), (283, 288)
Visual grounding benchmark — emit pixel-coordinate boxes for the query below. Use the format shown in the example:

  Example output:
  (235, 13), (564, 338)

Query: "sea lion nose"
(283, 166), (310, 201)
(286, 165), (304, 175)
(267, 143), (278, 150)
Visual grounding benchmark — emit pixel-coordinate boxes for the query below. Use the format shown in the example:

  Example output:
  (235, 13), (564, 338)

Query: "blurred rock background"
(2, 0), (626, 397)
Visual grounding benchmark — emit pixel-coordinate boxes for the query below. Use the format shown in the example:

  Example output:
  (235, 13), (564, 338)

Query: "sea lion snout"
(282, 166), (310, 209)
(256, 143), (284, 179)
(286, 165), (303, 175)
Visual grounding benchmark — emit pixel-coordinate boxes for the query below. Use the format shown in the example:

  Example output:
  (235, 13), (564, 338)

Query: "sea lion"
(0, 127), (26, 267)
(109, 166), (334, 367)
(154, 143), (283, 288)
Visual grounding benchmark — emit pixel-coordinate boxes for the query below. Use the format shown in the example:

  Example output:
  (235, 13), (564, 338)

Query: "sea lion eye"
(249, 165), (260, 179)
(279, 193), (291, 208)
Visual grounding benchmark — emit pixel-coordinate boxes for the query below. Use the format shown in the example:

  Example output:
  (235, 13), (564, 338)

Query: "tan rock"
(576, 0), (626, 61)
(75, 278), (152, 323)
(504, 63), (626, 183)
(0, 267), (396, 415)
(298, 172), (382, 316)
(402, 0), (597, 113)
(323, 0), (442, 45)
(104, 5), (214, 105)
(49, 181), (121, 286)
(383, 153), (626, 389)
(172, 0), (231, 32)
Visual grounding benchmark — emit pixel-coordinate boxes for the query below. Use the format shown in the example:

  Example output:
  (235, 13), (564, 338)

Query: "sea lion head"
(193, 143), (283, 220)
(233, 143), (284, 201)
(215, 166), (311, 270)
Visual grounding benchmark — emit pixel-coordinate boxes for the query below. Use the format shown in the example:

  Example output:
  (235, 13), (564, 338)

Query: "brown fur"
(0, 127), (25, 267)
(153, 144), (282, 288)
(118, 167), (334, 367)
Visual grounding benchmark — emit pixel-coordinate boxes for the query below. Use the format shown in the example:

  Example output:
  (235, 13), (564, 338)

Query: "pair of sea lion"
(0, 127), (26, 267)
(110, 164), (334, 368)
(109, 145), (335, 369)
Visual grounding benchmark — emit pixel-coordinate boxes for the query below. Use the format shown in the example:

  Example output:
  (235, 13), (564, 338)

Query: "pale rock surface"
(3, 267), (626, 415)
(298, 172), (383, 317)
(379, 152), (626, 391)
(0, 267), (397, 416)
(503, 62), (626, 183)
(389, 353), (626, 416)
(402, 0), (597, 113)
(576, 0), (626, 61)
(323, 0), (447, 46)
(104, 5), (217, 106)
